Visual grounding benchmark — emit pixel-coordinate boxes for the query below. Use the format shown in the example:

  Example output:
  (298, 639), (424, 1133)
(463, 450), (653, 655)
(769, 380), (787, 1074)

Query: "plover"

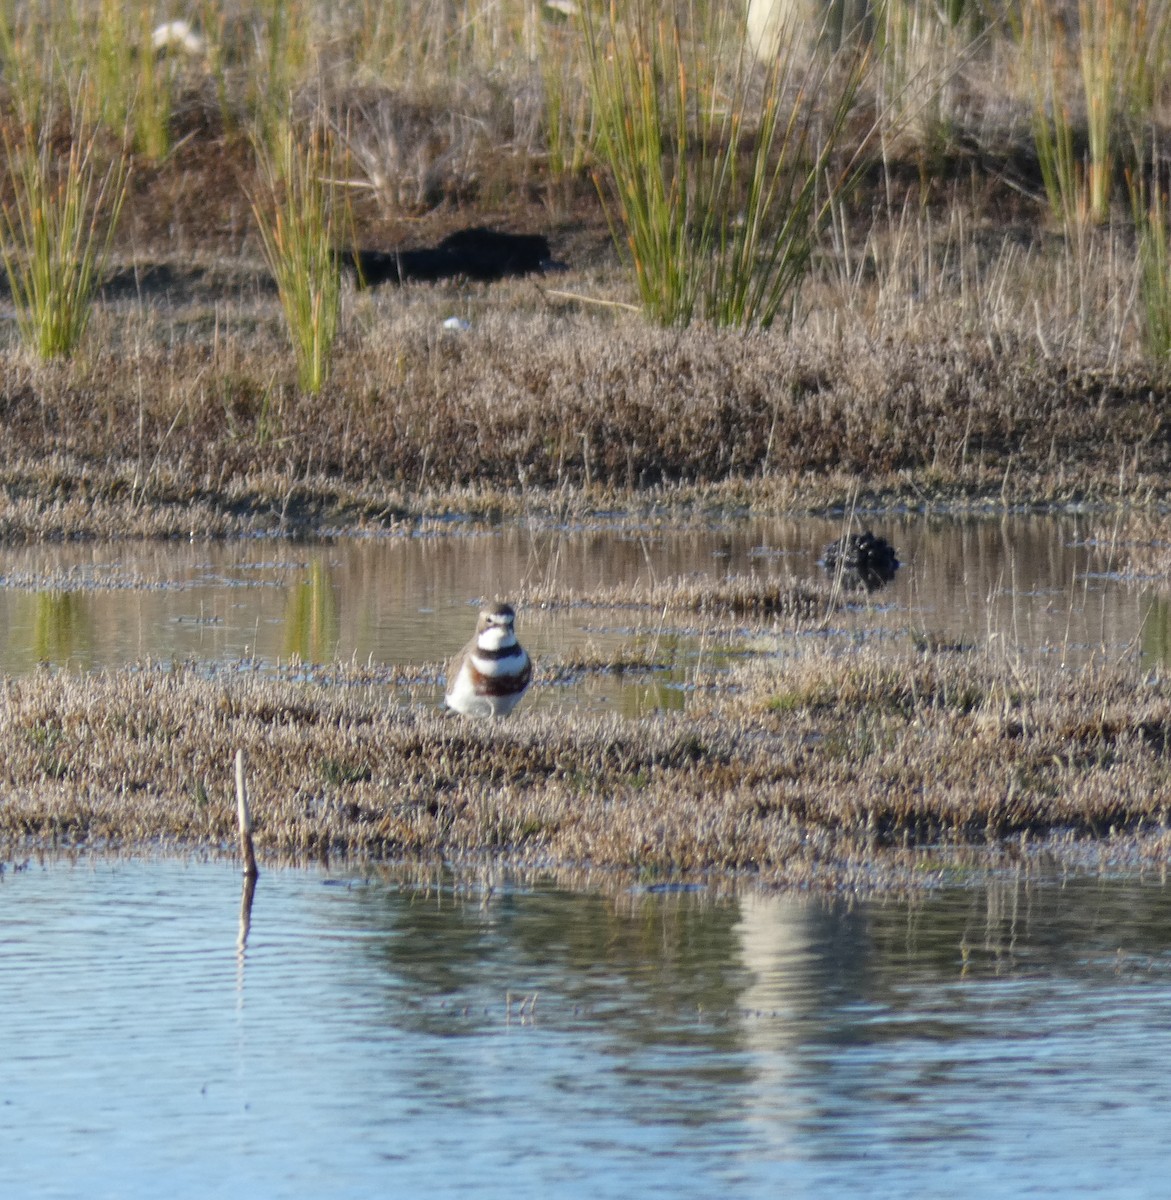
(444, 602), (532, 718)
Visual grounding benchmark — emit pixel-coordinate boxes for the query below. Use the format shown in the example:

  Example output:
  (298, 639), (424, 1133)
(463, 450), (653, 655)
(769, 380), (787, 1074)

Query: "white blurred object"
(746, 0), (874, 59)
(442, 317), (471, 332)
(152, 19), (206, 56)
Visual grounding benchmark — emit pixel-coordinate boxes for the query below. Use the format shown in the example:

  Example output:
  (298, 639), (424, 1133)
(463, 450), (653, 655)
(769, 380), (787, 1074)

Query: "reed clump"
(1017, 0), (1168, 231)
(583, 0), (869, 328)
(0, 92), (128, 360)
(251, 121), (343, 396)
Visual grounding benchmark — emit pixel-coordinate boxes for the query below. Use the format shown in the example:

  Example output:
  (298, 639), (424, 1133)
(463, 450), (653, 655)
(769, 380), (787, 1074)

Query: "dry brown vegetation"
(2, 638), (1170, 887)
(2, 305), (1171, 541)
(519, 572), (832, 619)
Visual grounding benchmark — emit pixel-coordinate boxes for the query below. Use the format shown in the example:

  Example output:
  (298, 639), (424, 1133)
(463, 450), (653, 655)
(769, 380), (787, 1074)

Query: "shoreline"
(0, 461), (1168, 545)
(6, 837), (1170, 898)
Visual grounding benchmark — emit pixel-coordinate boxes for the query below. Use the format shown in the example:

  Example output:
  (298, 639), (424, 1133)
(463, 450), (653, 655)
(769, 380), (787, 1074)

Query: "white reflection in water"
(733, 892), (822, 1148)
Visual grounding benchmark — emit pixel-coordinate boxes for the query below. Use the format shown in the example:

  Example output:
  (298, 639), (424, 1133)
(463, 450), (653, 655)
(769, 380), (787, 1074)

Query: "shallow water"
(2, 858), (1170, 1198)
(0, 514), (1163, 712)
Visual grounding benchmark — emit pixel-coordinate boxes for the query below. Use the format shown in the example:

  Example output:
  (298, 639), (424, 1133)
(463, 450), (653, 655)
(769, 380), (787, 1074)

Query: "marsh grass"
(876, 0), (977, 165)
(92, 0), (176, 160)
(338, 0), (538, 88)
(1, 1), (1171, 522)
(0, 92), (128, 360)
(251, 120), (343, 395)
(2, 642), (1170, 883)
(1, 285), (1169, 546)
(583, 0), (870, 328)
(248, 0), (312, 146)
(1, 2), (1170, 889)
(1130, 167), (1171, 359)
(540, 16), (593, 195)
(1018, 1), (1086, 231)
(0, 0), (187, 159)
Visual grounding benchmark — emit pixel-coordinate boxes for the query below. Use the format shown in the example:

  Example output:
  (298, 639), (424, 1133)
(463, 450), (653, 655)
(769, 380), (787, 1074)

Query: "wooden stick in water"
(235, 747), (259, 880)
(238, 869), (257, 955)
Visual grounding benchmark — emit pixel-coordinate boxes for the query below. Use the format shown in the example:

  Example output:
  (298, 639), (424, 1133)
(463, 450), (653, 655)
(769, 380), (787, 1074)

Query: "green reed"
(1130, 168), (1171, 359)
(251, 121), (342, 396)
(93, 0), (176, 159)
(584, 0), (869, 329)
(1018, 0), (1169, 230)
(0, 92), (128, 359)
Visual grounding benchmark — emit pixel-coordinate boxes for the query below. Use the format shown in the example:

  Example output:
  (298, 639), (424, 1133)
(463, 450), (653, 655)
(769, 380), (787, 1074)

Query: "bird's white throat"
(477, 625), (516, 653)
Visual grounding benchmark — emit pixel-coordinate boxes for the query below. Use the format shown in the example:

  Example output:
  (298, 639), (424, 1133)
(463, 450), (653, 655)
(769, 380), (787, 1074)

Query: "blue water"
(2, 859), (1170, 1198)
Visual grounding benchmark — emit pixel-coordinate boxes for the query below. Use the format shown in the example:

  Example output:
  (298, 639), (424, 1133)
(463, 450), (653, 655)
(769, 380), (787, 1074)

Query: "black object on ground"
(343, 226), (559, 287)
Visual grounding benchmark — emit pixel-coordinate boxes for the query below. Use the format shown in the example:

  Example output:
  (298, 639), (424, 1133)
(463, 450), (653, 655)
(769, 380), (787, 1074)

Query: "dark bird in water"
(341, 227), (560, 288)
(821, 531), (900, 593)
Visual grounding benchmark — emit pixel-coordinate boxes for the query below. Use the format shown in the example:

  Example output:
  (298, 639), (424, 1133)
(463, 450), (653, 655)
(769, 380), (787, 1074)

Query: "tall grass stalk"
(250, 0), (312, 146)
(583, 0), (868, 329)
(0, 96), (128, 360)
(540, 16), (593, 193)
(1018, 0), (1084, 230)
(91, 0), (176, 159)
(1130, 168), (1171, 359)
(877, 0), (974, 163)
(1076, 0), (1152, 225)
(251, 122), (342, 396)
(345, 0), (538, 88)
(0, 3), (57, 117)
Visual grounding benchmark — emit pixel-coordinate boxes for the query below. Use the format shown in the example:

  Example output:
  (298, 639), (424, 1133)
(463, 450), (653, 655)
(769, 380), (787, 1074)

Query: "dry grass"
(2, 640), (1170, 888)
(0, 298), (1170, 542)
(519, 573), (833, 619)
(2, 7), (1171, 897)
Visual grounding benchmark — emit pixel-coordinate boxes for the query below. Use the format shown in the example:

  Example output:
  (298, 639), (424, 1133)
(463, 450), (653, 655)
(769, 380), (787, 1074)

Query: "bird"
(821, 531), (900, 593)
(444, 602), (532, 718)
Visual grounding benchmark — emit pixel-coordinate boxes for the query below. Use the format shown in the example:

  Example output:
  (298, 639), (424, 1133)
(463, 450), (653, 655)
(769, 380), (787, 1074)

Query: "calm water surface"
(0, 514), (1165, 712)
(2, 859), (1170, 1197)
